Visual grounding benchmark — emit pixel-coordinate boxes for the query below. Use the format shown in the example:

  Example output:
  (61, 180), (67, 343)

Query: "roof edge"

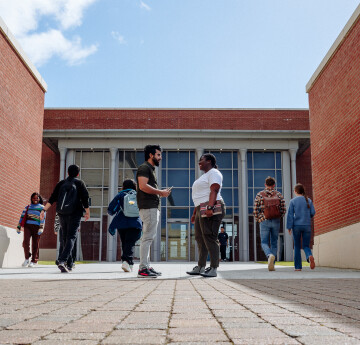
(306, 3), (360, 93)
(0, 16), (47, 92)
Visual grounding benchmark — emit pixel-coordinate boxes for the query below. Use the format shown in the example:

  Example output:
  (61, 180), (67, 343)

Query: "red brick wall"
(0, 30), (45, 229)
(308, 16), (360, 235)
(44, 109), (310, 130)
(296, 147), (313, 200)
(39, 144), (60, 248)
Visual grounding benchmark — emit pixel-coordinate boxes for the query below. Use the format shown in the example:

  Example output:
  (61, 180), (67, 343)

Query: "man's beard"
(152, 157), (160, 166)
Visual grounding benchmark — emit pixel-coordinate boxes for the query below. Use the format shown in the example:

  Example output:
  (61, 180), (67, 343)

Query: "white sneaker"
(268, 254), (276, 271)
(29, 262), (37, 267)
(22, 259), (30, 267)
(122, 261), (131, 272)
(129, 265), (133, 272)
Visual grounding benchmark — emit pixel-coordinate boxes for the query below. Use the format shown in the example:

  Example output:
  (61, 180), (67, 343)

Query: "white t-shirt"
(192, 168), (223, 207)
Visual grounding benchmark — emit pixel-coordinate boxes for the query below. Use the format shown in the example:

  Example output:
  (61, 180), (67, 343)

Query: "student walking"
(218, 226), (228, 261)
(17, 192), (46, 267)
(287, 183), (316, 271)
(108, 179), (142, 273)
(41, 164), (90, 273)
(136, 145), (171, 278)
(253, 176), (286, 271)
(187, 153), (225, 278)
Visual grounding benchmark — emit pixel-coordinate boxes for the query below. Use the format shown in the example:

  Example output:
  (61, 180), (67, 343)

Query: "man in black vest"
(41, 165), (90, 273)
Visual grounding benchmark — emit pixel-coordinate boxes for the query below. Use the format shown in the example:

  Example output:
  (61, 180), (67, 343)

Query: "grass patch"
(257, 261), (310, 267)
(38, 261), (95, 265)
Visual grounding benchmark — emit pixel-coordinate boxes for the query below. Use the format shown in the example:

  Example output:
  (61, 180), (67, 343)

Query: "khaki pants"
(194, 202), (225, 268)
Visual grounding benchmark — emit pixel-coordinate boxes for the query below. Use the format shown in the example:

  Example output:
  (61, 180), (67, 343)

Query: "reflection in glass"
(253, 152), (275, 169)
(81, 169), (103, 187)
(82, 152), (104, 169)
(254, 170), (276, 187)
(167, 188), (189, 206)
(168, 151), (189, 169)
(168, 223), (188, 260)
(167, 208), (189, 219)
(168, 170), (189, 187)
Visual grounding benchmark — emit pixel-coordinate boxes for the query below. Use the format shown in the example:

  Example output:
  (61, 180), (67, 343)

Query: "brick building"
(40, 108), (312, 263)
(306, 4), (360, 268)
(0, 18), (47, 230)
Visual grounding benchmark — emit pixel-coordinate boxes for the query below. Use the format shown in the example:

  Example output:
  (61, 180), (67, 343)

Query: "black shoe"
(55, 259), (59, 265)
(58, 262), (69, 273)
(149, 267), (162, 276)
(137, 267), (157, 278)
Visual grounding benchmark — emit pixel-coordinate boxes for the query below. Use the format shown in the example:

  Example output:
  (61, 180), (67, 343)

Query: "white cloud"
(0, 0), (98, 66)
(111, 31), (127, 45)
(139, 1), (151, 11)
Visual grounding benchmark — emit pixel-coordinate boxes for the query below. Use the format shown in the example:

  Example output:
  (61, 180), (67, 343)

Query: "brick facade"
(307, 13), (360, 236)
(44, 108), (310, 131)
(0, 28), (46, 229)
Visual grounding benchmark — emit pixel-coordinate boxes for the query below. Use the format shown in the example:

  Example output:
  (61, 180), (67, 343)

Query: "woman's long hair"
(30, 192), (43, 205)
(294, 184), (310, 209)
(201, 153), (218, 169)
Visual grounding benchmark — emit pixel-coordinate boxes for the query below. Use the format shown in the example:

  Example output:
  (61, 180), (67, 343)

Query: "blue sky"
(1, 0), (359, 108)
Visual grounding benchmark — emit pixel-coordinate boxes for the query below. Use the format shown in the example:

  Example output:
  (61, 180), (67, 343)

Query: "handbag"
(200, 200), (222, 218)
(20, 205), (29, 228)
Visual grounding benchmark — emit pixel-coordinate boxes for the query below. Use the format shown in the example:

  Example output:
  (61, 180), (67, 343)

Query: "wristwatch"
(206, 205), (215, 210)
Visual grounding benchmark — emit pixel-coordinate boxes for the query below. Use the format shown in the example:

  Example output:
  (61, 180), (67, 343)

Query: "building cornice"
(0, 16), (47, 92)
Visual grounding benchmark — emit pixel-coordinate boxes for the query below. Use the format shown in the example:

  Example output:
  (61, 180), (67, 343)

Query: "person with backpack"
(40, 164), (90, 273)
(108, 179), (142, 273)
(287, 183), (316, 271)
(253, 176), (286, 271)
(17, 192), (46, 267)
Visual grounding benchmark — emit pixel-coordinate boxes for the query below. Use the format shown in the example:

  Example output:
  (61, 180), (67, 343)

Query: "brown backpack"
(260, 191), (281, 219)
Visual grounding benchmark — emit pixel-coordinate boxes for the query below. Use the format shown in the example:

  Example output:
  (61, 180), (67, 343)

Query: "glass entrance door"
(167, 221), (189, 261)
(79, 218), (102, 261)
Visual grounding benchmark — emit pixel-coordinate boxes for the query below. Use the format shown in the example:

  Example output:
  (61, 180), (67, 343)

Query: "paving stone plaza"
(0, 263), (359, 345)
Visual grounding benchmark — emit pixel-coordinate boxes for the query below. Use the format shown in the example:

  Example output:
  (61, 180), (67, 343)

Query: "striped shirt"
(17, 203), (46, 230)
(253, 188), (286, 223)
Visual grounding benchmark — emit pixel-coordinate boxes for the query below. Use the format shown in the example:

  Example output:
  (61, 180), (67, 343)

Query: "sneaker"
(268, 254), (276, 271)
(22, 259), (30, 267)
(186, 266), (205, 275)
(149, 267), (162, 276)
(28, 262), (37, 267)
(200, 267), (217, 277)
(122, 261), (131, 272)
(137, 267), (158, 278)
(58, 262), (69, 273)
(129, 265), (133, 272)
(309, 255), (315, 270)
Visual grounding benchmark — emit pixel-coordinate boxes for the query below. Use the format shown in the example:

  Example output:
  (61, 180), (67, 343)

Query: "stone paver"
(0, 263), (359, 344)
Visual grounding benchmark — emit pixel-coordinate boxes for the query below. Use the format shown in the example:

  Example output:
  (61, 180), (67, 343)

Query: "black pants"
(58, 229), (77, 268)
(220, 245), (227, 260)
(118, 228), (142, 265)
(194, 202), (225, 268)
(58, 214), (81, 264)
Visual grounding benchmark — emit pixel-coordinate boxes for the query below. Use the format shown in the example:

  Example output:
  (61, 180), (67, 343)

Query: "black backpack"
(56, 178), (78, 215)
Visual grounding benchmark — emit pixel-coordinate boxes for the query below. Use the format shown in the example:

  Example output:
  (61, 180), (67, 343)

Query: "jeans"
(57, 229), (77, 268)
(58, 214), (81, 264)
(139, 208), (159, 269)
(195, 202), (225, 268)
(260, 219), (280, 260)
(118, 228), (142, 266)
(292, 225), (313, 270)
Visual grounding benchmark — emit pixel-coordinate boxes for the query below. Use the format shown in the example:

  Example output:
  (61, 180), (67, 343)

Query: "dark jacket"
(48, 177), (89, 217)
(108, 189), (142, 235)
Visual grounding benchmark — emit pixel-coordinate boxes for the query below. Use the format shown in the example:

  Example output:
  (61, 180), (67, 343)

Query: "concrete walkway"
(0, 263), (359, 344)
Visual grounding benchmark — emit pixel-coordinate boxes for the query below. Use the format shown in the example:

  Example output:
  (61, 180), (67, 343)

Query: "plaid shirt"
(253, 188), (286, 223)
